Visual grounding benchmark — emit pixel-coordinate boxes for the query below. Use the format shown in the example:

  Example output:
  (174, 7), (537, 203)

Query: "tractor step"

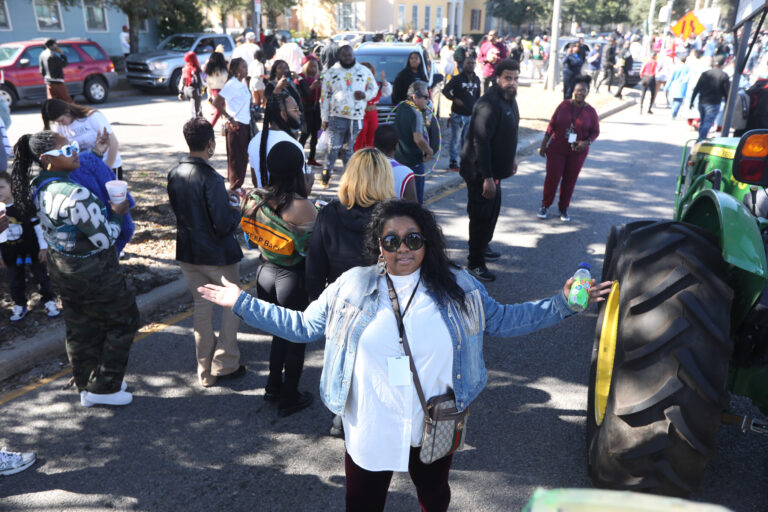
(721, 412), (768, 435)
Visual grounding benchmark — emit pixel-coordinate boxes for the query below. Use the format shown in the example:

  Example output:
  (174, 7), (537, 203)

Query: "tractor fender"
(681, 189), (768, 325)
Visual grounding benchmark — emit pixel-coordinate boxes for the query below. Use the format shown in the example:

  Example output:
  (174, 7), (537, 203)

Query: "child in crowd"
(0, 171), (61, 322)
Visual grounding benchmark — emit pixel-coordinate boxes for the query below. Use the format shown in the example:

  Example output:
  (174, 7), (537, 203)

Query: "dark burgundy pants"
(225, 122), (250, 189)
(345, 448), (452, 512)
(542, 149), (588, 211)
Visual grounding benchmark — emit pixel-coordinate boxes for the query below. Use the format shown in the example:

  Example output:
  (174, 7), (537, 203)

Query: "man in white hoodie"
(319, 45), (378, 187)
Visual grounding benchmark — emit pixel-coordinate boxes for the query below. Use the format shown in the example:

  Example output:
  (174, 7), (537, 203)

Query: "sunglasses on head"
(42, 141), (79, 158)
(380, 232), (425, 253)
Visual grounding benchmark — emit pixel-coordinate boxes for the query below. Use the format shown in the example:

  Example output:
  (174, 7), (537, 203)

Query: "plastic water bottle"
(568, 262), (592, 312)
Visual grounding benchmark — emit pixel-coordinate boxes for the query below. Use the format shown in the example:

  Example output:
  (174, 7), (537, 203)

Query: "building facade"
(285, 0), (491, 37)
(0, 0), (159, 57)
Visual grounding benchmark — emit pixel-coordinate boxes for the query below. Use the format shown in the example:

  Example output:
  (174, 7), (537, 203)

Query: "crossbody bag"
(385, 274), (469, 464)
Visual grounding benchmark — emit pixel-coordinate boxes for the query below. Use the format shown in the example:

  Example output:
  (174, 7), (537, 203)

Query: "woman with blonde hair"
(305, 147), (394, 435)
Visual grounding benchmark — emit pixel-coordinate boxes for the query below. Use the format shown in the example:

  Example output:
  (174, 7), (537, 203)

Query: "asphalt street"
(1, 98), (767, 511)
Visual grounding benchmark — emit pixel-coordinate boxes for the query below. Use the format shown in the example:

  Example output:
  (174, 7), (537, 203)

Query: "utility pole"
(546, 0), (563, 91)
(647, 0), (656, 35)
(253, 0), (261, 38)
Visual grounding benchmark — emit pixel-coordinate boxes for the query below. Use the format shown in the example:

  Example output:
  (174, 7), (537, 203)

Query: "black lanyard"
(570, 102), (585, 129)
(385, 273), (420, 344)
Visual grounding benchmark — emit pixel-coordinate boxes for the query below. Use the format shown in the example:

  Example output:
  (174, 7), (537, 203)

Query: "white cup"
(105, 180), (128, 205)
(0, 201), (7, 243)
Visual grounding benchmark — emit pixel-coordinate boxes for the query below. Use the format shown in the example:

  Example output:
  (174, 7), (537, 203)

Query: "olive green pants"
(48, 249), (140, 394)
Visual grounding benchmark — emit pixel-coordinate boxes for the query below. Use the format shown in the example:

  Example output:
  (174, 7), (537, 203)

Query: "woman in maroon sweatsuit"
(538, 74), (600, 222)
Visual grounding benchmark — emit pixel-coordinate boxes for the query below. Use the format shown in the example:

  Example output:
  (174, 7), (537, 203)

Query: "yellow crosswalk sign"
(671, 11), (706, 40)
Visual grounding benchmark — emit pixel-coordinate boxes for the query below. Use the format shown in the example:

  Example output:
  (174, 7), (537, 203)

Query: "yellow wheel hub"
(594, 281), (620, 426)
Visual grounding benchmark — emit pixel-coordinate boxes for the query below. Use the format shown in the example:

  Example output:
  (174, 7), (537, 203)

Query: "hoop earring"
(376, 254), (387, 276)
(207, 146), (215, 158)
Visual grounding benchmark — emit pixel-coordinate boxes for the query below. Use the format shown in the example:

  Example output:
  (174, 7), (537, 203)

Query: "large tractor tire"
(587, 220), (734, 497)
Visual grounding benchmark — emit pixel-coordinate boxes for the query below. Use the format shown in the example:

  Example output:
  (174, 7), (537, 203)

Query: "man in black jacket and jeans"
(595, 38), (617, 94)
(460, 59), (520, 282)
(167, 118), (245, 388)
(690, 55), (730, 141)
(443, 56), (481, 170)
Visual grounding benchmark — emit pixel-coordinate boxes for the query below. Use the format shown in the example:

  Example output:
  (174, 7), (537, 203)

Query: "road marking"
(0, 278), (258, 407)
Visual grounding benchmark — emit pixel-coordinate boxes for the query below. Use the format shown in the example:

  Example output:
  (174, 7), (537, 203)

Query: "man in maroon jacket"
(478, 31), (508, 94)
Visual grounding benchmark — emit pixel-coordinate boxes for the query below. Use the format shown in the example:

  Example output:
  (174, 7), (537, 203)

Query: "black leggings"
(640, 76), (657, 112)
(300, 105), (322, 161)
(256, 260), (308, 405)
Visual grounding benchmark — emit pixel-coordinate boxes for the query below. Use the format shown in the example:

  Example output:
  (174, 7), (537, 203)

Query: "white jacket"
(320, 62), (378, 122)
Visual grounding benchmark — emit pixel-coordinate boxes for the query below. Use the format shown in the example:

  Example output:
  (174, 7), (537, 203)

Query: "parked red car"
(0, 39), (117, 110)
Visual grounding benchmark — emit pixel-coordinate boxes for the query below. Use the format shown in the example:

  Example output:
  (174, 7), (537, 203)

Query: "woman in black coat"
(391, 51), (428, 104)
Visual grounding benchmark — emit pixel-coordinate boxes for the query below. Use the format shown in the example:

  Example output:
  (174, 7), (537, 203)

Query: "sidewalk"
(0, 88), (637, 384)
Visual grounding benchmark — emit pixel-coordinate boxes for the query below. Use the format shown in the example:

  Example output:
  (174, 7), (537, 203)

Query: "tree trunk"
(129, 12), (141, 54)
(221, 9), (228, 32)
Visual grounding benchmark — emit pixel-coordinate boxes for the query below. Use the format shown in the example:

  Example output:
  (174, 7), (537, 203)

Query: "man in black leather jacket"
(167, 118), (245, 387)
(460, 58), (520, 282)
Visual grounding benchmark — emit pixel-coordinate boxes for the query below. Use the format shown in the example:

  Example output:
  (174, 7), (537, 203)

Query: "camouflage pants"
(48, 249), (140, 394)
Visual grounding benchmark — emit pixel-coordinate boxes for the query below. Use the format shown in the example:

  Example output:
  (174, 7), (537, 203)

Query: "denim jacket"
(233, 265), (575, 415)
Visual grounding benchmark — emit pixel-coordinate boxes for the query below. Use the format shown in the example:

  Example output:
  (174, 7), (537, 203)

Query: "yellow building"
(287, 0), (492, 37)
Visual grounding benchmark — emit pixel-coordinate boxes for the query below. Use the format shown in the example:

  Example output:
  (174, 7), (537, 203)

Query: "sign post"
(253, 0), (261, 39)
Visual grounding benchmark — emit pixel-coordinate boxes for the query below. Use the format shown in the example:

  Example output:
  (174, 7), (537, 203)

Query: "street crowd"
(0, 20), (756, 510)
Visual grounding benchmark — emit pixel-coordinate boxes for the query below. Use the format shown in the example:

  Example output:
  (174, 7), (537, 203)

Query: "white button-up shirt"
(343, 269), (454, 472)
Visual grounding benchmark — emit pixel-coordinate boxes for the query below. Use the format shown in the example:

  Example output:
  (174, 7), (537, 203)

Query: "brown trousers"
(179, 262), (241, 386)
(46, 82), (73, 102)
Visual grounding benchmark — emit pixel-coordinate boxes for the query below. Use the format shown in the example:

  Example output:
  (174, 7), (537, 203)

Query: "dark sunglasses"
(380, 232), (426, 252)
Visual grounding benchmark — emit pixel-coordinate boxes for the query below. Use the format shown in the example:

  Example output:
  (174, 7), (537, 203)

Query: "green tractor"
(586, 1), (768, 498)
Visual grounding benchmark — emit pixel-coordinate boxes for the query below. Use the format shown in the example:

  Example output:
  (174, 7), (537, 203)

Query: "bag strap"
(32, 177), (63, 202)
(385, 273), (432, 423)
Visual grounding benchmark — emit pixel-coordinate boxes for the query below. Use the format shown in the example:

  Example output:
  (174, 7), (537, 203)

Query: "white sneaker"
(80, 390), (133, 407)
(0, 448), (36, 476)
(44, 300), (61, 318)
(10, 305), (27, 322)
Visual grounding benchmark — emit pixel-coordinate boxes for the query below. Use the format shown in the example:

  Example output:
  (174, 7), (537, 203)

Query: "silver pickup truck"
(126, 33), (234, 94)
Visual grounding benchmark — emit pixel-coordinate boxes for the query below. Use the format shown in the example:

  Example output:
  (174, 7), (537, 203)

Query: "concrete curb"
(0, 253), (262, 383)
(0, 96), (637, 384)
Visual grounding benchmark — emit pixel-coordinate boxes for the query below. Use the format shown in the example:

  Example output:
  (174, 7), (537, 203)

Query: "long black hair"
(11, 131), (60, 219)
(204, 51), (228, 75)
(365, 200), (466, 310)
(402, 51), (427, 81)
(258, 91), (294, 187)
(258, 141), (307, 216)
(269, 59), (290, 81)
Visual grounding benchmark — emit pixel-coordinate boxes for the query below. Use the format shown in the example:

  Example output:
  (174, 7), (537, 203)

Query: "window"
(59, 44), (82, 63)
(470, 9), (482, 31)
(213, 37), (233, 52)
(83, 0), (108, 32)
(397, 4), (405, 29)
(0, 0), (11, 30)
(34, 0), (64, 31)
(411, 5), (418, 28)
(80, 43), (107, 61)
(424, 6), (430, 31)
(435, 6), (442, 31)
(20, 46), (45, 66)
(338, 3), (356, 31)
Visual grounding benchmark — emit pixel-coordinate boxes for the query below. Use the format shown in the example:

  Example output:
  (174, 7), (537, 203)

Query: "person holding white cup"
(10, 130), (139, 407)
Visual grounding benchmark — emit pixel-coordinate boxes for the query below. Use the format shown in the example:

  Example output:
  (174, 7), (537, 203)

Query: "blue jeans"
(448, 112), (471, 162)
(698, 103), (720, 141)
(671, 98), (684, 119)
(412, 163), (425, 205)
(325, 116), (362, 172)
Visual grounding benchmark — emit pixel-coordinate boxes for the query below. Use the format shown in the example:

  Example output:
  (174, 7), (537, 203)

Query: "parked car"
(332, 32), (378, 48)
(353, 42), (444, 124)
(125, 33), (234, 94)
(0, 39), (117, 110)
